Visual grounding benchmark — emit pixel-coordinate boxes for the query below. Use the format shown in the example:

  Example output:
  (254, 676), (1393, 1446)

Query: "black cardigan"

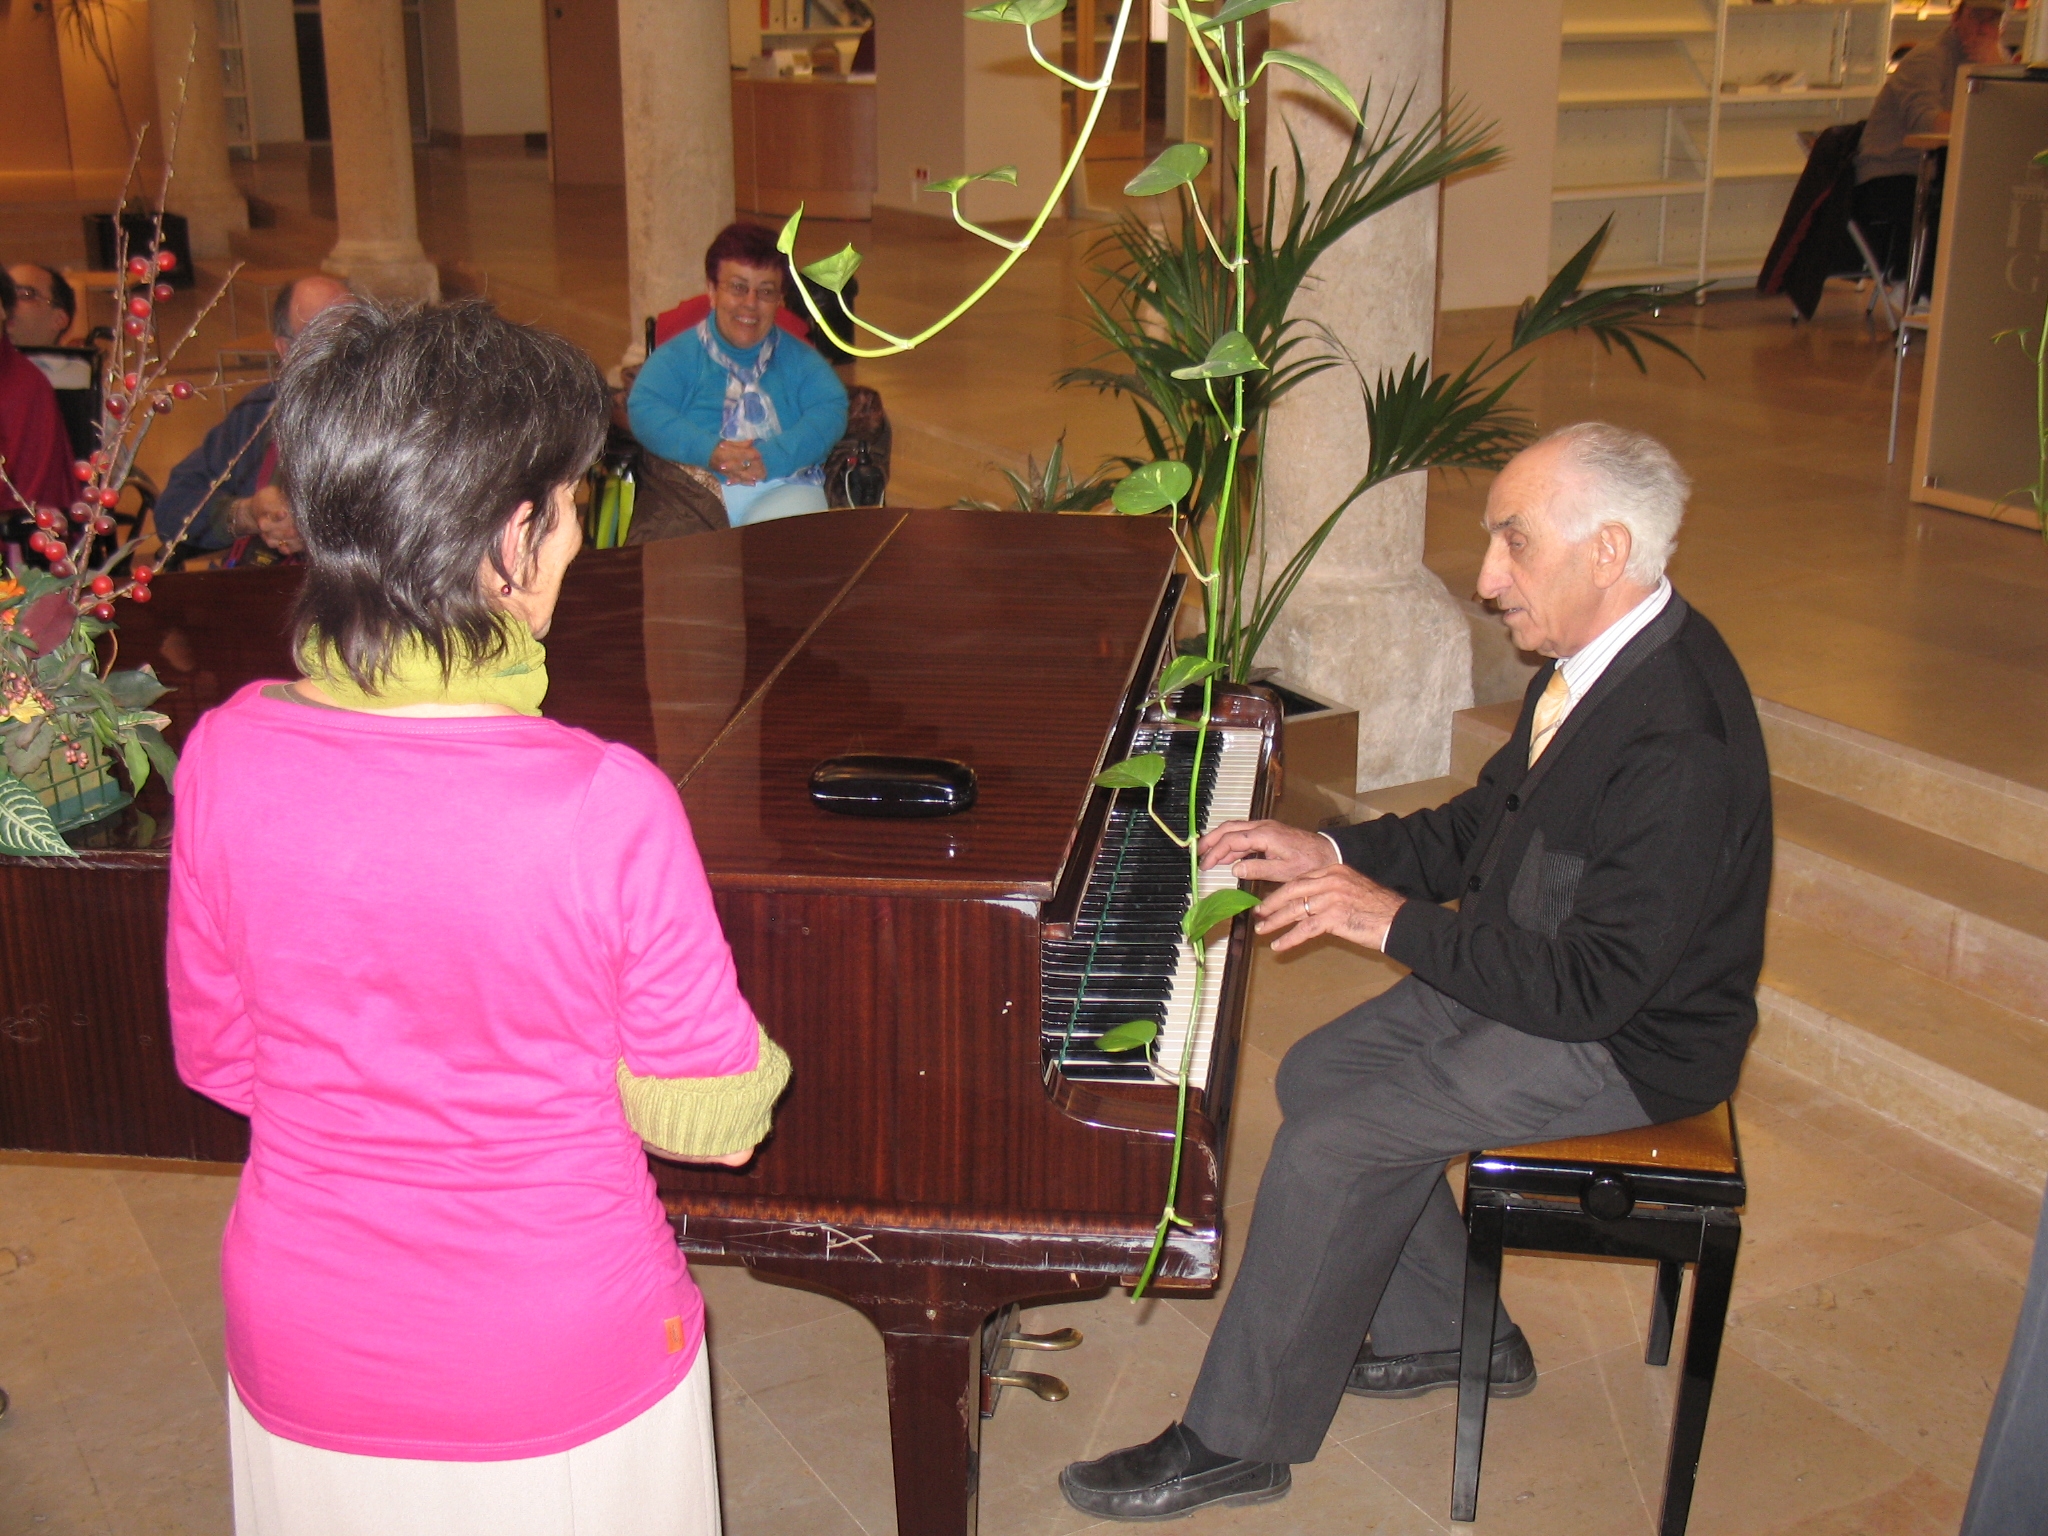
(1329, 595), (1772, 1123)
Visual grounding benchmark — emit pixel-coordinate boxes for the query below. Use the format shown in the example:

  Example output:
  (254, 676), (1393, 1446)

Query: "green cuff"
(617, 1027), (791, 1159)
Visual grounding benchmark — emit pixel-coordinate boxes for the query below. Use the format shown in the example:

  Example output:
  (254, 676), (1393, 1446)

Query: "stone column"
(1255, 0), (1470, 791)
(616, 0), (735, 367)
(319, 0), (439, 300)
(147, 0), (250, 259)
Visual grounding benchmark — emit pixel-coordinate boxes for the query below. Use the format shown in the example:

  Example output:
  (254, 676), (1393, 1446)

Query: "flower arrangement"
(0, 82), (241, 856)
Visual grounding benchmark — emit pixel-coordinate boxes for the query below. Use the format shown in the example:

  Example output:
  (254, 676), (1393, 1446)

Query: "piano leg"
(748, 1255), (1104, 1536)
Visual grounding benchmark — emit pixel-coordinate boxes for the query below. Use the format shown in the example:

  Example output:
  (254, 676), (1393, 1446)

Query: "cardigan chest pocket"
(1507, 828), (1587, 938)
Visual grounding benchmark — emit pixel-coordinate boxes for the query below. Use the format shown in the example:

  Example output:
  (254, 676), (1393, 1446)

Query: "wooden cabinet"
(732, 77), (877, 220)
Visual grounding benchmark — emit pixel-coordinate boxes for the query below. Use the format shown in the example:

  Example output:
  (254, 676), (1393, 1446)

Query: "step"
(1758, 698), (2048, 876)
(1757, 914), (2048, 1189)
(1772, 779), (2048, 1026)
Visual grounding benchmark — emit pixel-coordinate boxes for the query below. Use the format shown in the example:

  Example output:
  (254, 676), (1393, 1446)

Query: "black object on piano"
(809, 754), (978, 817)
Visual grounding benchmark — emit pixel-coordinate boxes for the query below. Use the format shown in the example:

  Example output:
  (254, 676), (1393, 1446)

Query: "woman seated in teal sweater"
(627, 223), (849, 526)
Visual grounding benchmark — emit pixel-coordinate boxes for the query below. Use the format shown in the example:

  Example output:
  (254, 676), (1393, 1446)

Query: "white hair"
(1536, 421), (1689, 585)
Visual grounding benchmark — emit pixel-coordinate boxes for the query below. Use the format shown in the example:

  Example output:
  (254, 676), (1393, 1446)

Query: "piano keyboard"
(1043, 724), (1263, 1086)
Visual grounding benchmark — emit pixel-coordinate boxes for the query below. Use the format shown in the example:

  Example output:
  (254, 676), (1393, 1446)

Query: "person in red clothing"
(0, 267), (75, 527)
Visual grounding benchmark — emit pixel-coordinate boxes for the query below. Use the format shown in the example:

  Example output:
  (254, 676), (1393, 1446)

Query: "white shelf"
(1549, 0), (1892, 285)
(1560, 43), (1712, 105)
(1554, 178), (1707, 201)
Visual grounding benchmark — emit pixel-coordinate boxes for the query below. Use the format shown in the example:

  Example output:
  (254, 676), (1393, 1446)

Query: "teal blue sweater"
(627, 325), (848, 481)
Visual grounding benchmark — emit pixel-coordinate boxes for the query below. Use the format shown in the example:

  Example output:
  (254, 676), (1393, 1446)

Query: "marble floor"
(8, 141), (2045, 1533)
(2, 938), (2038, 1535)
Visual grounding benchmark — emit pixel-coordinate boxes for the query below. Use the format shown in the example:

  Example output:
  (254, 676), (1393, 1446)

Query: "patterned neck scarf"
(696, 316), (781, 442)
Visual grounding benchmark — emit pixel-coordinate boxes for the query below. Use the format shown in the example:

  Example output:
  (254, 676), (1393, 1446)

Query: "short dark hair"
(277, 298), (608, 692)
(270, 277), (310, 342)
(0, 267), (14, 319)
(703, 222), (788, 287)
(27, 265), (75, 324)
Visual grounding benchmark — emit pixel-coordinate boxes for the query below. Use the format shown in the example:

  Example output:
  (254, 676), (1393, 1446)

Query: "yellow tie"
(1528, 669), (1572, 768)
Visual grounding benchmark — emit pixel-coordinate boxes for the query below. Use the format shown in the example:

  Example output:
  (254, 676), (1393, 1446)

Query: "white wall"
(242, 0), (305, 142)
(1439, 0), (1560, 311)
(873, 0), (1059, 223)
(453, 0), (548, 135)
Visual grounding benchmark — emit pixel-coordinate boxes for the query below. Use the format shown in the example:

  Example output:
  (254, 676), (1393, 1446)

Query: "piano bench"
(1453, 1102), (1745, 1536)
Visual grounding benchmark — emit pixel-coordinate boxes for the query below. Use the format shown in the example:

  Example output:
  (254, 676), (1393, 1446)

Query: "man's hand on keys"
(1198, 818), (1406, 954)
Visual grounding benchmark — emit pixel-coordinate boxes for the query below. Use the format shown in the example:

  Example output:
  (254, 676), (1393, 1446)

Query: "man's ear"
(1591, 522), (1634, 589)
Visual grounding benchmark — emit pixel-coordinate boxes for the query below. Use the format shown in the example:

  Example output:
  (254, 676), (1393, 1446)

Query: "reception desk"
(732, 77), (877, 221)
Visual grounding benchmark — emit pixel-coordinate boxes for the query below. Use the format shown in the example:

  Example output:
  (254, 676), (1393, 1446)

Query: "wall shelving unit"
(1552, 0), (1893, 288)
(217, 0), (257, 159)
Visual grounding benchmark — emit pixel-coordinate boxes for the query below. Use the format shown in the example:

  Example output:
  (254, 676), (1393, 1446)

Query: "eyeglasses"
(718, 278), (783, 303)
(13, 286), (50, 306)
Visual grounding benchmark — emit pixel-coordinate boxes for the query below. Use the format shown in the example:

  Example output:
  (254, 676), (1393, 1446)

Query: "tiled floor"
(1, 939), (2035, 1534)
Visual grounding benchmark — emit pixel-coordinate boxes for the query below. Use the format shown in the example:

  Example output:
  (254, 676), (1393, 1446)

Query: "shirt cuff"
(1319, 831), (1343, 866)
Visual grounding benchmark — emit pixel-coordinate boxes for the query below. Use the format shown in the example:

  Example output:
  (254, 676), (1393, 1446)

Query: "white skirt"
(228, 1348), (719, 1536)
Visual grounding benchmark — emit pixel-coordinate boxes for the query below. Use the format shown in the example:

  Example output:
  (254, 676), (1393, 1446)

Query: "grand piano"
(0, 508), (1278, 1535)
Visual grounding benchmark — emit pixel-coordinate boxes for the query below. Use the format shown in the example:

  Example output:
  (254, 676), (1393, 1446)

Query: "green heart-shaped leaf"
(1112, 458), (1194, 514)
(1182, 887), (1259, 942)
(1124, 141), (1209, 197)
(1196, 0), (1294, 29)
(929, 164), (1019, 195)
(1259, 49), (1360, 122)
(1157, 654), (1226, 698)
(801, 244), (864, 294)
(120, 736), (150, 797)
(1097, 1018), (1160, 1053)
(775, 206), (804, 255)
(965, 0), (1063, 22)
(0, 771), (72, 856)
(1093, 752), (1167, 790)
(1169, 329), (1267, 380)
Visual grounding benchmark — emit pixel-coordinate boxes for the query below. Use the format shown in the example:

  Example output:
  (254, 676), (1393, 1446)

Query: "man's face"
(709, 260), (783, 350)
(6, 265), (71, 347)
(274, 274), (354, 359)
(1475, 441), (1618, 659)
(1955, 5), (2006, 62)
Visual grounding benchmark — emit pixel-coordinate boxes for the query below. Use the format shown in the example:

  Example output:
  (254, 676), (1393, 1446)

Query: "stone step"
(1757, 913), (2048, 1189)
(1771, 779), (2048, 1026)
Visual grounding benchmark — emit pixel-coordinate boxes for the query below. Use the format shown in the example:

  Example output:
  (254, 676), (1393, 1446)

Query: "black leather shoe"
(1346, 1324), (1538, 1400)
(1060, 1421), (1291, 1520)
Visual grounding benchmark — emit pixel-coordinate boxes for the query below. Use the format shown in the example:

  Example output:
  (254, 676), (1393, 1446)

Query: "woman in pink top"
(168, 300), (785, 1535)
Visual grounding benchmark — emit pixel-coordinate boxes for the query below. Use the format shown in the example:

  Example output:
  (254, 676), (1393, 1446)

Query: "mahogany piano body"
(0, 508), (1278, 1536)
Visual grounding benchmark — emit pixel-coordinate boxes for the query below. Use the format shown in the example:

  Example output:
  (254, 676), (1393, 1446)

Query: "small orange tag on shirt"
(664, 1316), (685, 1354)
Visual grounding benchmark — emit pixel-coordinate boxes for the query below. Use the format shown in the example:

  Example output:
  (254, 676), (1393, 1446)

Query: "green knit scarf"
(296, 617), (548, 716)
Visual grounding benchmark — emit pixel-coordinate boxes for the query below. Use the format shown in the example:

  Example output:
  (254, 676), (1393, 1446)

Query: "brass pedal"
(987, 1369), (1069, 1402)
(1001, 1327), (1081, 1353)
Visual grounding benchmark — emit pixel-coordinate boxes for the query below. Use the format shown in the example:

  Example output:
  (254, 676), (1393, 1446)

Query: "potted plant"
(1, 101), (243, 856)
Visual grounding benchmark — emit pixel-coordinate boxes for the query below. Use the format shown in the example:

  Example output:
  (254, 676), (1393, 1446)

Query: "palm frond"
(1509, 218), (1705, 376)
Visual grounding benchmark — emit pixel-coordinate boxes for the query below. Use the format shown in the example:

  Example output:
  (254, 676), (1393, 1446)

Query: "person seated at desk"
(6, 263), (75, 349)
(0, 268), (74, 532)
(1854, 0), (2008, 282)
(153, 274), (352, 564)
(627, 223), (847, 526)
(1059, 424), (1771, 1521)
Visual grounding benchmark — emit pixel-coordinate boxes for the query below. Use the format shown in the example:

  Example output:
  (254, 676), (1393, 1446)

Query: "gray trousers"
(1958, 1186), (2048, 1535)
(1183, 975), (1651, 1465)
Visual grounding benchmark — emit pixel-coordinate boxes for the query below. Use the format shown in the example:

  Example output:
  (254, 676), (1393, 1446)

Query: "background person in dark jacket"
(153, 274), (351, 560)
(1062, 422), (1773, 1522)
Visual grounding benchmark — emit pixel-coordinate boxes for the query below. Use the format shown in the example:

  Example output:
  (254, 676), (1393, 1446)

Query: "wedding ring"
(1302, 899), (1313, 917)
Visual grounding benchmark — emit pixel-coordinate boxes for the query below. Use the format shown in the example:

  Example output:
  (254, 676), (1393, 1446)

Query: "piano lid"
(657, 509), (1177, 899)
(39, 509), (1177, 892)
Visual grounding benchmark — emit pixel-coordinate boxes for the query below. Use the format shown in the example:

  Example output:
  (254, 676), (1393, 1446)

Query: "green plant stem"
(1133, 14), (1253, 1301)
(785, 0), (1137, 360)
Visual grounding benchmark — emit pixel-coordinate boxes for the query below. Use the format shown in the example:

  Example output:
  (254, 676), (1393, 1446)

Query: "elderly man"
(5, 263), (77, 349)
(153, 274), (352, 562)
(1061, 423), (1773, 1520)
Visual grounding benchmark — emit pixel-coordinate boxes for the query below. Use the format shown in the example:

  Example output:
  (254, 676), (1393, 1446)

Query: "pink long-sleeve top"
(167, 682), (760, 1460)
